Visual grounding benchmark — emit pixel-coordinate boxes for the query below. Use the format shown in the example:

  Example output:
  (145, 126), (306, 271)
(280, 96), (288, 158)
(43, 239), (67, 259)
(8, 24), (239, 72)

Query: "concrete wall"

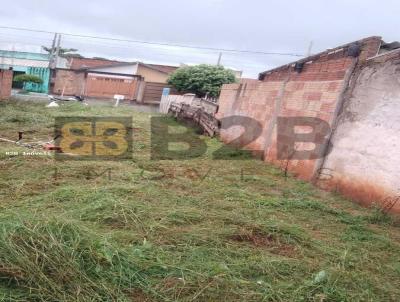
(320, 49), (400, 211)
(0, 69), (12, 100)
(217, 37), (381, 180)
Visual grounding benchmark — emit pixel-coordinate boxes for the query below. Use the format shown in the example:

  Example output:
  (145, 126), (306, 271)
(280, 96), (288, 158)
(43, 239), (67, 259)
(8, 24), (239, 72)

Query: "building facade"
(0, 50), (50, 93)
(52, 59), (178, 103)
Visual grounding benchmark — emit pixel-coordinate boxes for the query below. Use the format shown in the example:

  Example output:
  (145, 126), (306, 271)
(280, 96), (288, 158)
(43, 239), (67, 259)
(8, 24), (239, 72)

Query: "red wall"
(0, 69), (13, 100)
(217, 37), (382, 181)
(52, 69), (86, 95)
(68, 57), (122, 70)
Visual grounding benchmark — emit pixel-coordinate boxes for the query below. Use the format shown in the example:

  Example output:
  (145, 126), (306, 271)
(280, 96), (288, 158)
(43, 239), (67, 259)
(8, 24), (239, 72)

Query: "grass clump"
(0, 216), (157, 301)
(1, 100), (400, 301)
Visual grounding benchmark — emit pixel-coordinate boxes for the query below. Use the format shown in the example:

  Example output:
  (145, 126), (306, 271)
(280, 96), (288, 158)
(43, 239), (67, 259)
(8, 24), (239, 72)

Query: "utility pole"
(54, 33), (61, 68)
(49, 33), (58, 69)
(11, 44), (15, 67)
(306, 41), (314, 57)
(217, 52), (222, 65)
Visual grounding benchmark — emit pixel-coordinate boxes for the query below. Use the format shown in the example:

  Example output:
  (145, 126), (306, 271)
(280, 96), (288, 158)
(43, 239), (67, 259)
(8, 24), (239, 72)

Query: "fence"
(160, 94), (219, 136)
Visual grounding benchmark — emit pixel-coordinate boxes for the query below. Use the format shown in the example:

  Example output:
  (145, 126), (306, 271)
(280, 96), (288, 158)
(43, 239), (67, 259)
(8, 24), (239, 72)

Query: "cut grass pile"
(0, 100), (399, 301)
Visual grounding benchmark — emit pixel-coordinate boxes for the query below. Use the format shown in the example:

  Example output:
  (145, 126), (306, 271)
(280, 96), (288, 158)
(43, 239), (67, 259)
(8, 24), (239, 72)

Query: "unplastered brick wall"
(0, 69), (13, 100)
(217, 81), (283, 155)
(52, 69), (86, 96)
(217, 36), (382, 181)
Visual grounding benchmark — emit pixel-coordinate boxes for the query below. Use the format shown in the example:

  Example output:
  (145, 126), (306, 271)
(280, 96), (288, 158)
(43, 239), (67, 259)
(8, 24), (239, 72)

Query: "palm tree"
(41, 46), (80, 57)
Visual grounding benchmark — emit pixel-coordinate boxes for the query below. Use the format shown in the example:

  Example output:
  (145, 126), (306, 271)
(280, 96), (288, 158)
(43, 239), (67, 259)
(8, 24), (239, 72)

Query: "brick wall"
(217, 81), (284, 156)
(52, 69), (86, 95)
(217, 36), (382, 181)
(68, 57), (121, 70)
(0, 69), (13, 100)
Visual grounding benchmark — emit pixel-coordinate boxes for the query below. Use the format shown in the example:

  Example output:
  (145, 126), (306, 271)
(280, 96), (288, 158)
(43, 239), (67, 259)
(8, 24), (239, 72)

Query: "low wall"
(159, 94), (197, 114)
(161, 94), (219, 136)
(0, 69), (13, 100)
(52, 69), (86, 96)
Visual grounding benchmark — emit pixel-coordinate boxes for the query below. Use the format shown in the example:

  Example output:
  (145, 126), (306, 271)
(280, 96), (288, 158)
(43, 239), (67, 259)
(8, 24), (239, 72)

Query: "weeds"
(0, 217), (153, 301)
(0, 100), (400, 301)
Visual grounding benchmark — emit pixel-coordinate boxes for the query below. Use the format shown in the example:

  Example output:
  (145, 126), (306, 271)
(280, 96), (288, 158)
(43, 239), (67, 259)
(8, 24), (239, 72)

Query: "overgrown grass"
(0, 100), (399, 301)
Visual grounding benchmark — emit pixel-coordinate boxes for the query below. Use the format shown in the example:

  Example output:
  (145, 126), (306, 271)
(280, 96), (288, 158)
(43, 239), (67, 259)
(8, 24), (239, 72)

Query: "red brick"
(52, 69), (86, 95)
(327, 82), (340, 92)
(304, 92), (323, 101)
(221, 36), (382, 181)
(0, 69), (12, 100)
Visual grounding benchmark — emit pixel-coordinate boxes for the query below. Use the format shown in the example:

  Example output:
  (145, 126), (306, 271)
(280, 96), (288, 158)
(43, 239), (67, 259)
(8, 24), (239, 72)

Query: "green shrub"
(167, 64), (236, 98)
(13, 74), (43, 84)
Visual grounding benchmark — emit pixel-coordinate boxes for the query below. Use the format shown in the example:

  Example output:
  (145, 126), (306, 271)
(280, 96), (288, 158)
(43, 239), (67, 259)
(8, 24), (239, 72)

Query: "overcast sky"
(0, 0), (398, 77)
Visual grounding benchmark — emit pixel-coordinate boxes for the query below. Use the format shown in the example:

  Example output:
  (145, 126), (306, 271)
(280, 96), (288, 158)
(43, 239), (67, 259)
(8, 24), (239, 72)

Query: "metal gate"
(142, 82), (177, 104)
(85, 74), (139, 99)
(24, 67), (50, 93)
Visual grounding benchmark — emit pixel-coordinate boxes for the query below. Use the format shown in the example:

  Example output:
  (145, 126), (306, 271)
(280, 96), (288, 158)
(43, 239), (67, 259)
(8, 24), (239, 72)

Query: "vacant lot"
(0, 100), (399, 301)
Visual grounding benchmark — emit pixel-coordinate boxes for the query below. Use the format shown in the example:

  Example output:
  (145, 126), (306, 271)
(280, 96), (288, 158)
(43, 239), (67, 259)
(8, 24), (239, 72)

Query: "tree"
(13, 74), (43, 85)
(41, 46), (80, 56)
(167, 64), (236, 98)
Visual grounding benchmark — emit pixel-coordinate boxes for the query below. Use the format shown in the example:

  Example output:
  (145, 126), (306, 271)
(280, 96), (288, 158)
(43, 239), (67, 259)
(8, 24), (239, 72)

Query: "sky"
(0, 0), (399, 77)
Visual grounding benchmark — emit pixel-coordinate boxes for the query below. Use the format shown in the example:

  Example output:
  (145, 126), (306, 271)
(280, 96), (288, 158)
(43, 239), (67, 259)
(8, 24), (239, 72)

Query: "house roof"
(144, 63), (178, 74)
(83, 62), (137, 71)
(84, 61), (179, 74)
(0, 50), (50, 61)
(68, 57), (123, 70)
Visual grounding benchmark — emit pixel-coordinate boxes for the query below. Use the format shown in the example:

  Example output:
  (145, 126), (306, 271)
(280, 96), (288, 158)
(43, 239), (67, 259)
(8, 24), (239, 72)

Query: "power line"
(0, 25), (304, 57)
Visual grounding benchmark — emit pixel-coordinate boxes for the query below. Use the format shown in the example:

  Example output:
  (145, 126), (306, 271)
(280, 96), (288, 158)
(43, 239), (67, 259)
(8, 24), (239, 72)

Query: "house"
(50, 57), (129, 97)
(85, 62), (179, 103)
(0, 50), (50, 93)
(52, 58), (179, 103)
(87, 62), (178, 83)
(52, 63), (142, 100)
